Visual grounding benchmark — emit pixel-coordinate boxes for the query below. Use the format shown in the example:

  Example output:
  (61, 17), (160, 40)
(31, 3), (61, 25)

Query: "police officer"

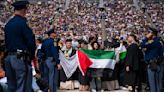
(4, 0), (36, 92)
(141, 27), (163, 92)
(41, 28), (61, 92)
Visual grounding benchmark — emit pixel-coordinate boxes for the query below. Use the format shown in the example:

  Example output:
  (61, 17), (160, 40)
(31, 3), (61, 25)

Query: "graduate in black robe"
(78, 40), (89, 91)
(59, 39), (78, 90)
(124, 34), (140, 92)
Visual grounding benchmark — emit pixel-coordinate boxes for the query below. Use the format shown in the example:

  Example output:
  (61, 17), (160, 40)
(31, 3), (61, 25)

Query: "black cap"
(44, 28), (56, 36)
(12, 0), (29, 10)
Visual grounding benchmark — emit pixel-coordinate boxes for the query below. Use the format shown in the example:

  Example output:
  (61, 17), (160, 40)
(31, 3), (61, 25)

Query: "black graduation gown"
(102, 41), (121, 81)
(79, 70), (89, 85)
(124, 43), (140, 86)
(60, 49), (78, 82)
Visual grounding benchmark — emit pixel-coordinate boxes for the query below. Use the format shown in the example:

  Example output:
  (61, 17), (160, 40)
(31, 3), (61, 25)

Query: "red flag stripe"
(77, 50), (93, 75)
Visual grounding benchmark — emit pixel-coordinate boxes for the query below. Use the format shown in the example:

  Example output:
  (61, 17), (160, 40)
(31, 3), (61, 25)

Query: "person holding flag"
(78, 40), (89, 91)
(88, 41), (104, 92)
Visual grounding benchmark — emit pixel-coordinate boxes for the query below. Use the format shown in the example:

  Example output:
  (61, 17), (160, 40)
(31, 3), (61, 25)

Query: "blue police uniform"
(41, 37), (59, 92)
(4, 16), (36, 92)
(4, 1), (36, 92)
(141, 37), (163, 92)
(161, 45), (164, 92)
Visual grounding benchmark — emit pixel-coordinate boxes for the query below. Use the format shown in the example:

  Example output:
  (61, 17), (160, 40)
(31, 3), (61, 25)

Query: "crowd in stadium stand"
(0, 0), (163, 92)
(0, 0), (163, 39)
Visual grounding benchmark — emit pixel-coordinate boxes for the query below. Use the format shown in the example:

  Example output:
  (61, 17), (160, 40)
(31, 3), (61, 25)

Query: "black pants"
(90, 77), (102, 91)
(0, 84), (3, 92)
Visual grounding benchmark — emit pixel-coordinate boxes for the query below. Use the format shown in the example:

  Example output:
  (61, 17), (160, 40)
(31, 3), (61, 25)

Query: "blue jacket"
(41, 38), (59, 64)
(141, 37), (163, 62)
(4, 15), (36, 56)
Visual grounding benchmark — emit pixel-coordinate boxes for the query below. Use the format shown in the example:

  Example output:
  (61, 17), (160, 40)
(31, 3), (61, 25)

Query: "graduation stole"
(64, 48), (73, 59)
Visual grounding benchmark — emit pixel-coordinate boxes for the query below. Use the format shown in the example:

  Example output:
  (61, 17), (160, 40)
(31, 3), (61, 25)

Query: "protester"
(78, 40), (89, 91)
(88, 41), (104, 92)
(60, 39), (78, 90)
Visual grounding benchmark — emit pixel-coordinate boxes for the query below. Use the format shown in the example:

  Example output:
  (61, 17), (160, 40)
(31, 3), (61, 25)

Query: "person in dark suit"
(41, 28), (61, 92)
(124, 34), (140, 92)
(4, 1), (36, 92)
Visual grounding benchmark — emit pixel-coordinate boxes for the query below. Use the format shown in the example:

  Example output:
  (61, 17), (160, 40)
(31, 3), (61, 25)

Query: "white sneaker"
(100, 90), (104, 92)
(120, 86), (128, 90)
(74, 80), (80, 88)
(91, 89), (97, 92)
(60, 82), (66, 89)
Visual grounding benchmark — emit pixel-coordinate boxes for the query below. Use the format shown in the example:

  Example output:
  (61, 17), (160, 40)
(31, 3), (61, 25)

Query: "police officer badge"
(54, 39), (58, 46)
(54, 42), (57, 47)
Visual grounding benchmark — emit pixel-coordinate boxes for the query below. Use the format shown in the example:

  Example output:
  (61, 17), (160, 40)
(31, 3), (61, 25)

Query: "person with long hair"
(88, 41), (104, 92)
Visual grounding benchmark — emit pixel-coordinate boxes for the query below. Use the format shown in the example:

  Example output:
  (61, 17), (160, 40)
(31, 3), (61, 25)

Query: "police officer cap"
(45, 28), (56, 35)
(12, 0), (29, 10)
(149, 27), (158, 36)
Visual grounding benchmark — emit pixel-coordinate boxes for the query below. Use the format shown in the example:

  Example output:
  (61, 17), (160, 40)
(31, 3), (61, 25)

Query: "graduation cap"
(79, 39), (88, 45)
(44, 28), (56, 36)
(12, 0), (29, 10)
(65, 39), (72, 42)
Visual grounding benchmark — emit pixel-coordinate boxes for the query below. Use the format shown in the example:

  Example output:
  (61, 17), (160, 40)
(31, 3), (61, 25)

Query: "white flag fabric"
(115, 43), (127, 61)
(59, 51), (78, 78)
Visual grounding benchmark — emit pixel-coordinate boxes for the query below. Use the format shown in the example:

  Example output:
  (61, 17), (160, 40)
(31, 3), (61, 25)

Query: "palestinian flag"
(115, 43), (127, 60)
(77, 49), (116, 75)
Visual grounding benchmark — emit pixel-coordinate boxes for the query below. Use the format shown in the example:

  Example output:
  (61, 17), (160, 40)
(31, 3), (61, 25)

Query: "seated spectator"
(0, 68), (7, 92)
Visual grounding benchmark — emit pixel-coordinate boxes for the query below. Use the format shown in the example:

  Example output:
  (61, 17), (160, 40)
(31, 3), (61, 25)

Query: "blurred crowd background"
(0, 0), (164, 92)
(0, 0), (163, 43)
